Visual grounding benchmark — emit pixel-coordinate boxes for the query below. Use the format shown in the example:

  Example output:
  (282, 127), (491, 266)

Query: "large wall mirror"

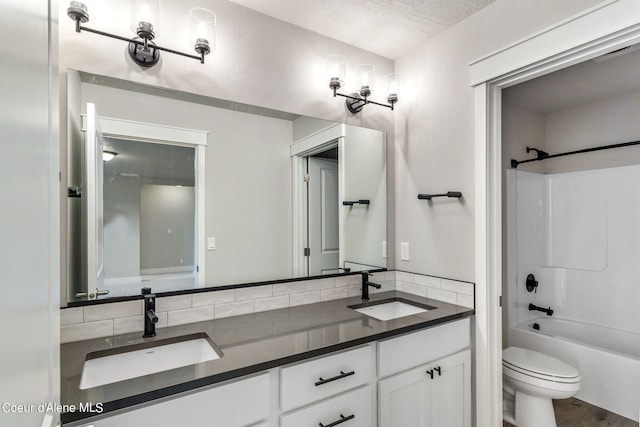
(66, 69), (387, 305)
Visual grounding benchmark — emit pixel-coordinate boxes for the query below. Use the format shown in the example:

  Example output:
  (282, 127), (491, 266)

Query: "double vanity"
(61, 290), (473, 426)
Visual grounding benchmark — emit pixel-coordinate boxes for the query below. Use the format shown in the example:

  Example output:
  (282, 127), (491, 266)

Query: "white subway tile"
(382, 271), (396, 281)
(397, 281), (427, 297)
(441, 279), (474, 296)
(321, 287), (350, 301)
(167, 306), (214, 327)
(273, 282), (307, 295)
(254, 295), (290, 312)
(395, 271), (415, 283)
(61, 320), (113, 344)
(192, 290), (235, 307)
(113, 312), (168, 335)
(60, 307), (83, 325)
(215, 300), (255, 319)
(457, 294), (475, 309)
(335, 275), (361, 288)
(156, 295), (192, 312)
(348, 286), (362, 297)
(306, 278), (335, 291)
(414, 274), (442, 288)
(427, 288), (457, 305)
(235, 285), (272, 301)
(290, 291), (321, 307)
(84, 300), (142, 322)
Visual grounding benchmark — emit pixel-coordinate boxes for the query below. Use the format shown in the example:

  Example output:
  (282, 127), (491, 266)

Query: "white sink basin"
(80, 333), (221, 390)
(350, 299), (434, 321)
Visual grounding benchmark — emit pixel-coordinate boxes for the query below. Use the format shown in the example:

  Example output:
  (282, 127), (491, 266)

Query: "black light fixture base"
(346, 93), (366, 113)
(128, 38), (160, 67)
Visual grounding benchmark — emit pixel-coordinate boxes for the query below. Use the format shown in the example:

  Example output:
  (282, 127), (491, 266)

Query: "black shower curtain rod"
(511, 139), (640, 168)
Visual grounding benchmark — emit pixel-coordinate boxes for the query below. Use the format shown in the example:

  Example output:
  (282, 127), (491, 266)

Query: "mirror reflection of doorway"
(102, 138), (196, 295)
(307, 148), (339, 276)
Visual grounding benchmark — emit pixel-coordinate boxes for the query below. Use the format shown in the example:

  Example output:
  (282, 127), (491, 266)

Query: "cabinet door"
(378, 349), (471, 427)
(378, 365), (430, 427)
(429, 349), (471, 427)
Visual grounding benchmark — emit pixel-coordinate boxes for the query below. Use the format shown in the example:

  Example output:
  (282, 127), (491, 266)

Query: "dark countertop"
(61, 291), (474, 424)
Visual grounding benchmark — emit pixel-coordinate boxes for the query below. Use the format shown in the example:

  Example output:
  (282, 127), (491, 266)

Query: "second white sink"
(80, 333), (221, 390)
(350, 299), (435, 321)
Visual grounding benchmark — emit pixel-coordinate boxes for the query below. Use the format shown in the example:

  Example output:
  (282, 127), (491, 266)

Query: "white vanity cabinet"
(378, 349), (471, 427)
(377, 318), (471, 427)
(80, 372), (271, 427)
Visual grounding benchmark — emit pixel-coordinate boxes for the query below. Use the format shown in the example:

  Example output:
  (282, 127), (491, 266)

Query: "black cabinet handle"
(319, 414), (355, 427)
(342, 199), (370, 206)
(427, 366), (442, 379)
(315, 370), (355, 386)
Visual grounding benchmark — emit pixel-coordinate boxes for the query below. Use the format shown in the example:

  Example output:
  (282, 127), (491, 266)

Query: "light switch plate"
(400, 242), (410, 261)
(382, 241), (387, 259)
(207, 237), (216, 251)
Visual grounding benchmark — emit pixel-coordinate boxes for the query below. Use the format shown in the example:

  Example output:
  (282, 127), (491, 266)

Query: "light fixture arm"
(67, 2), (210, 66)
(332, 90), (396, 112)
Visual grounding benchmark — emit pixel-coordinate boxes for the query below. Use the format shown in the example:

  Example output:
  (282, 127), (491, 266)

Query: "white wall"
(545, 88), (640, 172)
(394, 0), (603, 282)
(0, 1), (60, 426)
(140, 185), (195, 272)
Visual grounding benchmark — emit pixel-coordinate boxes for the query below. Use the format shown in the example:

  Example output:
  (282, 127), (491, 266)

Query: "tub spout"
(529, 303), (553, 316)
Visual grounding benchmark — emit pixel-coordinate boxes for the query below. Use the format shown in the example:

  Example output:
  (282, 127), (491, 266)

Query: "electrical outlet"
(382, 241), (387, 259)
(400, 242), (410, 261)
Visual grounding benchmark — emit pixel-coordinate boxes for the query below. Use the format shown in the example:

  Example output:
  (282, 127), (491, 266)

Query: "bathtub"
(509, 317), (640, 422)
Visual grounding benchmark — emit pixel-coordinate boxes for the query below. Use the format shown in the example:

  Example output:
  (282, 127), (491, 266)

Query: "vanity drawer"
(378, 317), (470, 377)
(281, 385), (372, 427)
(281, 344), (374, 411)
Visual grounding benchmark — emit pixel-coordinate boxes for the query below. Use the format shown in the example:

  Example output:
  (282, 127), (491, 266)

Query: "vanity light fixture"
(102, 150), (117, 162)
(66, 1), (215, 68)
(327, 55), (399, 113)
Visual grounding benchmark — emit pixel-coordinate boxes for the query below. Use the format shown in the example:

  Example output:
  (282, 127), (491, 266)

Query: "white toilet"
(502, 346), (580, 427)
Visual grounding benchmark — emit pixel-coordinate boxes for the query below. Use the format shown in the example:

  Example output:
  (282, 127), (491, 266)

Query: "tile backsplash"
(60, 271), (474, 343)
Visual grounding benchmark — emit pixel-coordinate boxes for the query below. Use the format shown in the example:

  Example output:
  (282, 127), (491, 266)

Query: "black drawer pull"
(315, 370), (355, 386)
(427, 366), (442, 379)
(319, 414), (355, 427)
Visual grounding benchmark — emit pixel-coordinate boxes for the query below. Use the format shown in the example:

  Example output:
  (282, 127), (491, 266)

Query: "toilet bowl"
(502, 346), (580, 427)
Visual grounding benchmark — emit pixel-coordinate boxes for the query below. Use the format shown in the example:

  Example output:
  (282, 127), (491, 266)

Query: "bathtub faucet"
(529, 303), (553, 316)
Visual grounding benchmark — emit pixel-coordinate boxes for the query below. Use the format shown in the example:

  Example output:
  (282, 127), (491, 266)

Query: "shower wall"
(507, 165), (640, 335)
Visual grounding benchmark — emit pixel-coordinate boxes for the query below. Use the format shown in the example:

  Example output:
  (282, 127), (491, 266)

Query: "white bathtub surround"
(60, 270), (473, 343)
(507, 165), (640, 421)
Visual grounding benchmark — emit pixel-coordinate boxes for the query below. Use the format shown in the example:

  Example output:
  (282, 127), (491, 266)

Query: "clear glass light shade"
(190, 8), (216, 53)
(130, 0), (160, 35)
(385, 73), (400, 104)
(357, 64), (374, 97)
(327, 54), (345, 90)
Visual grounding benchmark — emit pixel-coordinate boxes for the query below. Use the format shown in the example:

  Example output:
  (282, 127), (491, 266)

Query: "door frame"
(470, 0), (640, 425)
(291, 123), (344, 277)
(97, 116), (209, 288)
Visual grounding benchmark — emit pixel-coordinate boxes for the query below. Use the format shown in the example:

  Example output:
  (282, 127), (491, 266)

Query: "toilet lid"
(503, 347), (579, 379)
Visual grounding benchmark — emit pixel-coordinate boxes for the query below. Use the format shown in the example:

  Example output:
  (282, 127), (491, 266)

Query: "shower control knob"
(526, 274), (538, 293)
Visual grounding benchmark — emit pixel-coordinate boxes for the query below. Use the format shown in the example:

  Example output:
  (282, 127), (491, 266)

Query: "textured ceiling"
(226, 0), (497, 59)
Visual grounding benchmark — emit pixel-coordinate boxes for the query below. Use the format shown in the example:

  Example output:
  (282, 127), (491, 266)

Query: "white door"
(83, 102), (105, 294)
(307, 157), (339, 275)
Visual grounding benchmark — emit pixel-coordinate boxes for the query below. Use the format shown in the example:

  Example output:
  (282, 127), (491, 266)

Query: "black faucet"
(529, 303), (553, 316)
(142, 287), (159, 338)
(361, 272), (382, 300)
